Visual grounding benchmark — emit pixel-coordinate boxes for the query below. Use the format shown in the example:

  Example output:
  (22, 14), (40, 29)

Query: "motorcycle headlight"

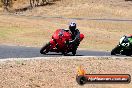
(121, 42), (130, 47)
(126, 42), (130, 47)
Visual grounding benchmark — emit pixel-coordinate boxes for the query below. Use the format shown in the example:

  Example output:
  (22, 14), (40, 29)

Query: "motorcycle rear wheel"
(72, 49), (76, 56)
(40, 42), (51, 54)
(62, 51), (68, 56)
(72, 45), (78, 56)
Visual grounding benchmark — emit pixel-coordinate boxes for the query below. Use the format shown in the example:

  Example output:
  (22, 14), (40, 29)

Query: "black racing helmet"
(69, 22), (76, 32)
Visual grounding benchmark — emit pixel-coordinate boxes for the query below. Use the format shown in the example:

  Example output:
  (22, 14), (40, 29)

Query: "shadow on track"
(0, 45), (110, 59)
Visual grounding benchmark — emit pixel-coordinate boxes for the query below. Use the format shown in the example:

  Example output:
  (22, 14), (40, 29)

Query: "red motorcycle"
(40, 29), (84, 55)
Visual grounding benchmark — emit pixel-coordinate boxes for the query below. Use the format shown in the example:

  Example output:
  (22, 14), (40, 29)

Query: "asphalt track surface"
(0, 45), (110, 59)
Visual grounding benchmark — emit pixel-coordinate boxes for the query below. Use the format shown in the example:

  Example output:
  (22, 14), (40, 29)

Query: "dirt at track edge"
(0, 57), (131, 88)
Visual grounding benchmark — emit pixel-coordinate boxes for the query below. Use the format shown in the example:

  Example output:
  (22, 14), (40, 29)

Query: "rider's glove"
(69, 40), (74, 44)
(65, 40), (73, 45)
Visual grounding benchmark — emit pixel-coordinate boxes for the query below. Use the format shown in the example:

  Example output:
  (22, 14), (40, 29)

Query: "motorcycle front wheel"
(40, 42), (51, 54)
(111, 45), (121, 55)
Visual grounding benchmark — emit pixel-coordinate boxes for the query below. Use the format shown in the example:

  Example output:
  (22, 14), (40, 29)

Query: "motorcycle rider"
(111, 34), (132, 55)
(67, 22), (81, 48)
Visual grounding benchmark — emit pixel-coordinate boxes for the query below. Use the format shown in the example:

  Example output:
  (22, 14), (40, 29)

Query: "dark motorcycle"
(111, 35), (132, 56)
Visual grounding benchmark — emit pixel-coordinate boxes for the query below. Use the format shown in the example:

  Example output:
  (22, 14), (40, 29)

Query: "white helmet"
(69, 22), (76, 32)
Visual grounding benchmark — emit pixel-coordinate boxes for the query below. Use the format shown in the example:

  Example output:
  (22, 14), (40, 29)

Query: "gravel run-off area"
(0, 56), (131, 88)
